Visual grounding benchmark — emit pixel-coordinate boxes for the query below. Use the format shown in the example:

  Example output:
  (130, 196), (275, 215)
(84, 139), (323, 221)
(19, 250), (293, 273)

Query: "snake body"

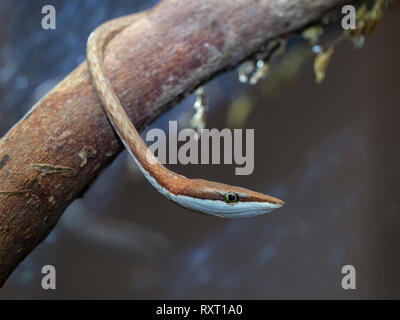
(86, 13), (284, 218)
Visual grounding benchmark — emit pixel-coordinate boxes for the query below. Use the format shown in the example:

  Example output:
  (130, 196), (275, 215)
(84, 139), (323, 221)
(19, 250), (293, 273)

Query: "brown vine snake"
(87, 13), (284, 217)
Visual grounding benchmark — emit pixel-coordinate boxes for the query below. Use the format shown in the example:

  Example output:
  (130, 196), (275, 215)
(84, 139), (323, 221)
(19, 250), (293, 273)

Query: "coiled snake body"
(86, 13), (284, 217)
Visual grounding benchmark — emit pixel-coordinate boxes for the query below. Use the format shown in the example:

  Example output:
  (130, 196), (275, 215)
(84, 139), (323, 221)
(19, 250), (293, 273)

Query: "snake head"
(174, 179), (284, 218)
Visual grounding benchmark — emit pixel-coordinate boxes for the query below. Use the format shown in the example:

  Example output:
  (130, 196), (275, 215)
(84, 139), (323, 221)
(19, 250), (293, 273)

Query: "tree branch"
(0, 0), (352, 286)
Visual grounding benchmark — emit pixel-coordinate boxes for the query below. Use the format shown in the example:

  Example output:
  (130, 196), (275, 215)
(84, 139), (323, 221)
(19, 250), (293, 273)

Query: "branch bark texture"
(0, 0), (351, 286)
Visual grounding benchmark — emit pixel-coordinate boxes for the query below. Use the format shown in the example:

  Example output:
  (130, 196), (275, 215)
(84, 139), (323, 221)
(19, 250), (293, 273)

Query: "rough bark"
(0, 0), (352, 286)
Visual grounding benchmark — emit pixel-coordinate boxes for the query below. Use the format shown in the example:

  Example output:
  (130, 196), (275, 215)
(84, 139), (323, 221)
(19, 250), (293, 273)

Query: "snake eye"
(224, 192), (239, 204)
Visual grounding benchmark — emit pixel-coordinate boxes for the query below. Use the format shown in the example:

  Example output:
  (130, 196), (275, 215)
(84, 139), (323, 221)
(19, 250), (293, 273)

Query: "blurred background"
(0, 0), (399, 299)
